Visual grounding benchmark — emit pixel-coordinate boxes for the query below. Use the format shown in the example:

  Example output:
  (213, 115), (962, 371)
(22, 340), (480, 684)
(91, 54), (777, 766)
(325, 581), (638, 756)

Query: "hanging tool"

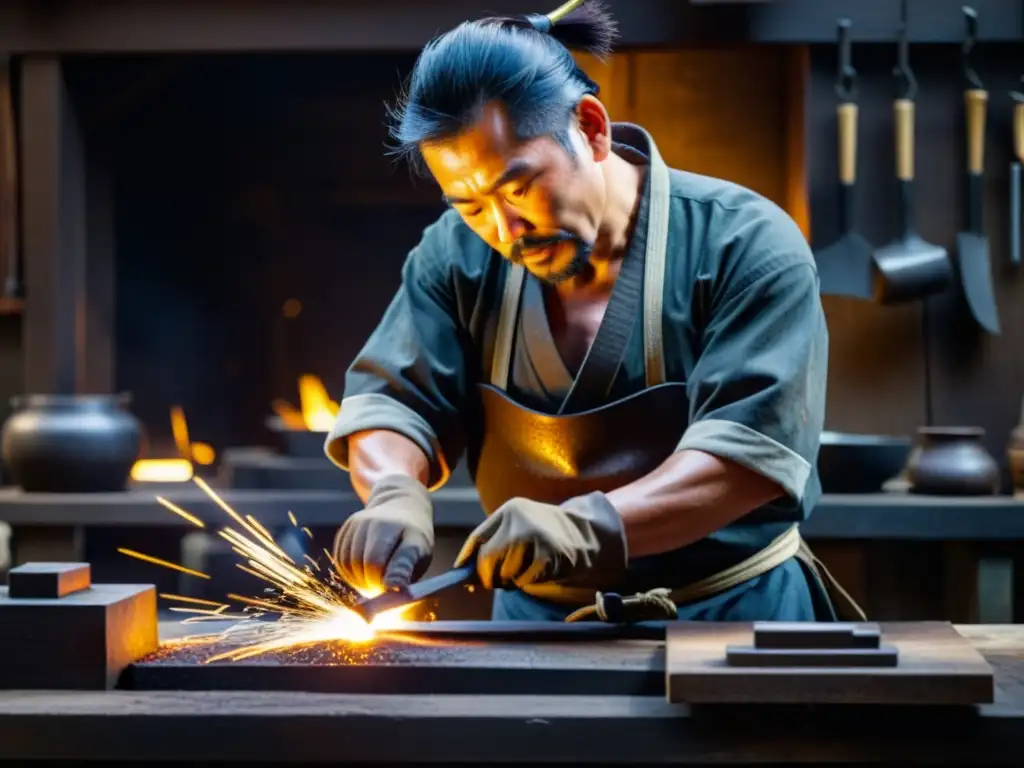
(351, 554), (479, 623)
(1011, 78), (1023, 266)
(814, 19), (875, 300)
(955, 6), (1000, 334)
(873, 0), (953, 304)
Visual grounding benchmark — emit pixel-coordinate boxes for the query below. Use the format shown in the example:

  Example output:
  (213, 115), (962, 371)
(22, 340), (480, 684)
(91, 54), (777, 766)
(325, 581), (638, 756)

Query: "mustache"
(509, 231), (588, 263)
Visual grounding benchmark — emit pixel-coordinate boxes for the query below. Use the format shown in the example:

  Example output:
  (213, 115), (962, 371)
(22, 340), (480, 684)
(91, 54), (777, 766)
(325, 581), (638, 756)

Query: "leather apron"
(465, 128), (864, 623)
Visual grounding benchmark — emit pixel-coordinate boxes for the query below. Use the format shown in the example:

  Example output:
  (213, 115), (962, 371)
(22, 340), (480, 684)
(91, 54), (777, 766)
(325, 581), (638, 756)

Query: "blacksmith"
(325, 0), (861, 624)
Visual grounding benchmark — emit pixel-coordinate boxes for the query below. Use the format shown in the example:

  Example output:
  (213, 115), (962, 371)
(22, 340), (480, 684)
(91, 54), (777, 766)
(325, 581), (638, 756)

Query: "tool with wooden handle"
(814, 18), (875, 300)
(957, 87), (999, 333)
(873, 4), (952, 304)
(955, 8), (1000, 334)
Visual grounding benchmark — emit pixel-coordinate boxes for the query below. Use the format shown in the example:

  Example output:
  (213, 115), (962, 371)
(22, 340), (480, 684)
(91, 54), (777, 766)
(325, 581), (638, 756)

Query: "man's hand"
(454, 492), (628, 590)
(333, 473), (434, 593)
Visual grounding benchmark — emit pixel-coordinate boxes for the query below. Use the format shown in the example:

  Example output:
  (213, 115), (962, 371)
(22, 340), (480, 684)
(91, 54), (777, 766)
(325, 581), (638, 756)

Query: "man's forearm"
(605, 449), (786, 559)
(347, 429), (430, 503)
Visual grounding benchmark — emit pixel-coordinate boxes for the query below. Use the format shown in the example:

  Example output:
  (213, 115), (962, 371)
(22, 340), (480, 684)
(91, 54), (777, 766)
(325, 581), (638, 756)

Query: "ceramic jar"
(907, 426), (1000, 496)
(0, 393), (143, 492)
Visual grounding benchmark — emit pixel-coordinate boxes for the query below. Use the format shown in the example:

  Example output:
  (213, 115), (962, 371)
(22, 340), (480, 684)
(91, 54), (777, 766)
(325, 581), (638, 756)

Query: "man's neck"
(559, 151), (646, 298)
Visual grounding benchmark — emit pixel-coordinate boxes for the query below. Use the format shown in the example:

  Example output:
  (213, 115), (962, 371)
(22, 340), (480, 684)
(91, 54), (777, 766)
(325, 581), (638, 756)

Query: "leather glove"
(454, 491), (628, 590)
(332, 473), (434, 593)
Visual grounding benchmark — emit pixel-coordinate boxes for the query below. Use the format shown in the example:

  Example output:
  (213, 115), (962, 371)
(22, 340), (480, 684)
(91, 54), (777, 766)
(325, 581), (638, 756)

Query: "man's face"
(420, 100), (609, 284)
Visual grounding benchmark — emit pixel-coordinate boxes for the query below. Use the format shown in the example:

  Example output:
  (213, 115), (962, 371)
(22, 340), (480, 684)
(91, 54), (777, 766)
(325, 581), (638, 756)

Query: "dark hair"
(386, 2), (619, 177)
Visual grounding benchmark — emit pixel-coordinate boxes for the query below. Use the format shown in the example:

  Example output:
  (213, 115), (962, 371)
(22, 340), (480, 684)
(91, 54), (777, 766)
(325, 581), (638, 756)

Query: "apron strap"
(642, 139), (669, 388)
(489, 128), (671, 393)
(491, 264), (525, 390)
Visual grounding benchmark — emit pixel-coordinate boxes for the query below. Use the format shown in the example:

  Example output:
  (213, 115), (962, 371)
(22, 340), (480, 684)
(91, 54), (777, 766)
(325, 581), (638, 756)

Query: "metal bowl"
(817, 431), (913, 494)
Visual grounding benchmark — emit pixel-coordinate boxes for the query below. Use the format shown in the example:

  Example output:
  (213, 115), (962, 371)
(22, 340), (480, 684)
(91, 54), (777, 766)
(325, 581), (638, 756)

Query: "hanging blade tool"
(351, 554), (479, 623)
(955, 6), (1000, 334)
(814, 18), (875, 300)
(873, 0), (952, 304)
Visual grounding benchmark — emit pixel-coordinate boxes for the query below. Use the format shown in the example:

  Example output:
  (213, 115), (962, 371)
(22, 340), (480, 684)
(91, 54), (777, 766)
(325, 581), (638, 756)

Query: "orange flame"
(273, 374), (339, 432)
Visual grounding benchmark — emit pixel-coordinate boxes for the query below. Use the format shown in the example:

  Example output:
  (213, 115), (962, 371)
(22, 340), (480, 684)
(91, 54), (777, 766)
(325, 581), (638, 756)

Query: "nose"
(489, 201), (527, 245)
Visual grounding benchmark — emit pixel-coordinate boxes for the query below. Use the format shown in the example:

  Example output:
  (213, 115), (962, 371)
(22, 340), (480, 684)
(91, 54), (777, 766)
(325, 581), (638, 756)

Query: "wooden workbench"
(0, 624), (1021, 763)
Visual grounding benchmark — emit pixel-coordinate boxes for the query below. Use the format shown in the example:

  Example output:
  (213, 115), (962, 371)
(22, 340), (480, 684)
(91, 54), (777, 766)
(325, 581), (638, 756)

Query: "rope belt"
(557, 525), (867, 624)
(554, 525), (803, 623)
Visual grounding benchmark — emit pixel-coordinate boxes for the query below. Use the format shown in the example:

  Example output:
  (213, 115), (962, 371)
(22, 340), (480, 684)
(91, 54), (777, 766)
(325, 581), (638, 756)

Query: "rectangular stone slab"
(8, 562), (91, 598)
(0, 583), (159, 690)
(666, 621), (995, 705)
(127, 633), (665, 696)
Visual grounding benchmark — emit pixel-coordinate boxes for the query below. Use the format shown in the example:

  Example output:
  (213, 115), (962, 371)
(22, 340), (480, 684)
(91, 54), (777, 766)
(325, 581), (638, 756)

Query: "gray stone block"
(0, 579), (159, 690)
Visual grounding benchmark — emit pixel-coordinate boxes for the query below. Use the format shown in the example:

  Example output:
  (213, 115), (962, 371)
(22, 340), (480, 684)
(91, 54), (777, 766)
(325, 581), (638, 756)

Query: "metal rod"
(835, 18), (857, 101)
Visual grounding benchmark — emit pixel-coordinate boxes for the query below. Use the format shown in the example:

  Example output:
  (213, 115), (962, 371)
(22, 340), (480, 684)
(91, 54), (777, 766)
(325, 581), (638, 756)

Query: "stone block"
(8, 562), (91, 598)
(0, 565), (158, 690)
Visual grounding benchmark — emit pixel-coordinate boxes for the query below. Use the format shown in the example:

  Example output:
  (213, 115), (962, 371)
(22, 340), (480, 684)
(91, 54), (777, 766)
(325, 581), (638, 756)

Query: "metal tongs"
(351, 554), (479, 623)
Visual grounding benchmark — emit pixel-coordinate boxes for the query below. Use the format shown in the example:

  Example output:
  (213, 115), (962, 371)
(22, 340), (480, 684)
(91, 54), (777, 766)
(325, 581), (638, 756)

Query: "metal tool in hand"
(352, 554), (479, 623)
(955, 6), (1000, 334)
(814, 18), (875, 300)
(872, 0), (953, 304)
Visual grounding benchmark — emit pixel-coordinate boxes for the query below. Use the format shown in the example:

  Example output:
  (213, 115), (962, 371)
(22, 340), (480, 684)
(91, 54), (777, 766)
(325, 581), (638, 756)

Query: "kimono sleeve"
(324, 216), (471, 491)
(677, 208), (827, 515)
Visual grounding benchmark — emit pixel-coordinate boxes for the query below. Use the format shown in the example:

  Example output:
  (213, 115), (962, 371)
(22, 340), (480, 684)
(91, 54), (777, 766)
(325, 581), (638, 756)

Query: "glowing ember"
(121, 477), (417, 661)
(131, 458), (193, 483)
(131, 405), (217, 483)
(273, 374), (340, 432)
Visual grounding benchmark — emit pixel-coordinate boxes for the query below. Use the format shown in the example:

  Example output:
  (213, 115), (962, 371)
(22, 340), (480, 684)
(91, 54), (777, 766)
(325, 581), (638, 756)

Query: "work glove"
(454, 492), (628, 590)
(332, 473), (434, 594)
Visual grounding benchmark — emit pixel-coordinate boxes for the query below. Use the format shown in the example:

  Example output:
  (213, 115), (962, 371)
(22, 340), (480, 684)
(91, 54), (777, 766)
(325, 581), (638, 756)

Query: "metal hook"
(962, 6), (984, 89)
(835, 18), (857, 101)
(892, 0), (917, 100)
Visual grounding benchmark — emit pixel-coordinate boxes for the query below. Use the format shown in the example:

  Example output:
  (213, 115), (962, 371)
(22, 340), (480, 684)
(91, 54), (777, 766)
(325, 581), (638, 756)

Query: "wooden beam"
(19, 55), (84, 394)
(0, 57), (21, 315)
(0, 1), (1021, 54)
(18, 55), (115, 395)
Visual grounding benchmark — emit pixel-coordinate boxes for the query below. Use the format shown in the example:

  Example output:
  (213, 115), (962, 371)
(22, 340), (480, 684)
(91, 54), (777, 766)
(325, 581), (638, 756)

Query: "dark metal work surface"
(128, 631), (665, 696)
(0, 0), (1021, 54)
(1, 486), (1024, 540)
(0, 644), (1021, 763)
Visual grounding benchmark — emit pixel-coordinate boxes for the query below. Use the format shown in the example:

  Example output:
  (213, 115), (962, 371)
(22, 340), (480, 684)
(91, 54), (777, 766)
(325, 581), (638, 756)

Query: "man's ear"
(575, 95), (612, 161)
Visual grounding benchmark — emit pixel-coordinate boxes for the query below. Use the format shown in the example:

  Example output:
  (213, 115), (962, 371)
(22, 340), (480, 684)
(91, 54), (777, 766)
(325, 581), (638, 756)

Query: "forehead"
(422, 102), (555, 188)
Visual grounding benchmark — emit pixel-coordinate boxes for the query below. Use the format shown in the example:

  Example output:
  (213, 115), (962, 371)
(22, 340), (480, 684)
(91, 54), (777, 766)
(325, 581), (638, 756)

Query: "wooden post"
(19, 55), (84, 394)
(18, 55), (115, 395)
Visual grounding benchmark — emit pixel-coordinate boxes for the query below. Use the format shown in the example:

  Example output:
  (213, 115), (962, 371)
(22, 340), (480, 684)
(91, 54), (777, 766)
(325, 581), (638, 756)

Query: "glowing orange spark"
(117, 548), (211, 579)
(159, 593), (225, 608)
(123, 476), (421, 662)
(155, 496), (206, 528)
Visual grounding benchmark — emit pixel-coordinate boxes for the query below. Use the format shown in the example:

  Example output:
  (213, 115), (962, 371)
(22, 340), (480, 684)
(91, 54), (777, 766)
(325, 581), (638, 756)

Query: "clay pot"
(0, 393), (143, 492)
(907, 426), (1000, 496)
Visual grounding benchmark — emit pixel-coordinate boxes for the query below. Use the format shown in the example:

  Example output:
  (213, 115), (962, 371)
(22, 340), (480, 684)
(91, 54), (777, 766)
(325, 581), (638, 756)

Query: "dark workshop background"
(4, 45), (1020, 471)
(0, 1), (1023, 619)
